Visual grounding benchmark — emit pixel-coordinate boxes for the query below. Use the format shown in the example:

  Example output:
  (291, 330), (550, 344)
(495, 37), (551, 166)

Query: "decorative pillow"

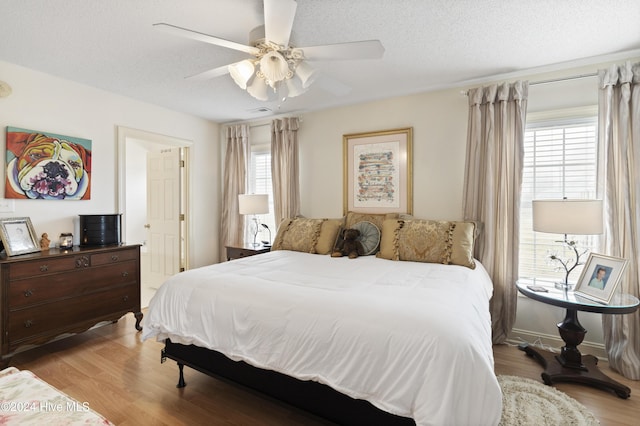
(450, 221), (476, 269)
(378, 219), (403, 260)
(315, 219), (344, 254)
(399, 219), (453, 264)
(350, 221), (381, 255)
(377, 219), (476, 269)
(272, 218), (324, 253)
(345, 211), (399, 230)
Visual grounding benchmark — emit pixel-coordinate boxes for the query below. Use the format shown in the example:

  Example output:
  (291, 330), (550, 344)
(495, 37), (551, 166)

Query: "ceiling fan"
(154, 0), (384, 101)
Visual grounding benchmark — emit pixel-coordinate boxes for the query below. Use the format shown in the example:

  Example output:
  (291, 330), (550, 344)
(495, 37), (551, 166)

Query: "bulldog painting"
(5, 127), (91, 200)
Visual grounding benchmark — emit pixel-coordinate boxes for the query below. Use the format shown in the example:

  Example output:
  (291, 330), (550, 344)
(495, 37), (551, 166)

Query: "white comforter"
(142, 251), (502, 426)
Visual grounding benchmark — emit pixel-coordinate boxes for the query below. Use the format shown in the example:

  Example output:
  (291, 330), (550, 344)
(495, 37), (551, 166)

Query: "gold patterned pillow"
(399, 220), (453, 264)
(272, 218), (325, 253)
(377, 219), (476, 269)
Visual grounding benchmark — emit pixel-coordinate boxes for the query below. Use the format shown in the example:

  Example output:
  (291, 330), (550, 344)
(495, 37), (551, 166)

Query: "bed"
(142, 216), (502, 426)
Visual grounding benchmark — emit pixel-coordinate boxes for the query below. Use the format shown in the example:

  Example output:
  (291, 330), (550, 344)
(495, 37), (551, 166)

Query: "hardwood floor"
(8, 312), (640, 425)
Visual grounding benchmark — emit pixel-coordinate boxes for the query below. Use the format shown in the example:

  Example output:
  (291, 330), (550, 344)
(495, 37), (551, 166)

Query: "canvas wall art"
(5, 126), (92, 200)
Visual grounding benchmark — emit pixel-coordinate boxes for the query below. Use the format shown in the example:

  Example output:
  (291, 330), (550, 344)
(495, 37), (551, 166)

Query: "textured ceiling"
(1, 0), (639, 123)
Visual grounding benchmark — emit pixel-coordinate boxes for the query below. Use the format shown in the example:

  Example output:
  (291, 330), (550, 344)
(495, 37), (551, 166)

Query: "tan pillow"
(272, 218), (324, 253)
(450, 221), (476, 269)
(378, 219), (403, 260)
(315, 219), (344, 254)
(345, 211), (399, 230)
(377, 219), (476, 269)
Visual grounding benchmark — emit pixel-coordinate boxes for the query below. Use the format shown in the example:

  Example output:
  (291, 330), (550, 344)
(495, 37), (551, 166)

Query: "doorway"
(117, 127), (191, 308)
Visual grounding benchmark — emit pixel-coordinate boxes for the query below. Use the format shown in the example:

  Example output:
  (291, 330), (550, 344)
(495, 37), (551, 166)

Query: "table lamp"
(238, 194), (269, 247)
(532, 199), (603, 290)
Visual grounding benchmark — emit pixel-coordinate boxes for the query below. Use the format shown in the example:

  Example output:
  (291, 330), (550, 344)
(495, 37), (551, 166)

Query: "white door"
(147, 148), (181, 288)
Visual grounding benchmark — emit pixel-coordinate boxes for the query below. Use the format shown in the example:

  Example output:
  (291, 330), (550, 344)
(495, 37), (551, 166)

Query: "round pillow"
(351, 221), (381, 255)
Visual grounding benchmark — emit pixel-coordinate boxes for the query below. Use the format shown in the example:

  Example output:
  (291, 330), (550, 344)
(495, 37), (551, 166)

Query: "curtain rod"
(529, 72), (597, 86)
(460, 72), (598, 96)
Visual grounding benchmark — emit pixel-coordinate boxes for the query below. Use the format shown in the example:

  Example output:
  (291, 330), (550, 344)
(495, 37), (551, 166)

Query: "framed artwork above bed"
(343, 127), (413, 215)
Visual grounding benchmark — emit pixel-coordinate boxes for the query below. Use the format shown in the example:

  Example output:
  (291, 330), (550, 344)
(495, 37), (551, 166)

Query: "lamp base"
(554, 282), (575, 291)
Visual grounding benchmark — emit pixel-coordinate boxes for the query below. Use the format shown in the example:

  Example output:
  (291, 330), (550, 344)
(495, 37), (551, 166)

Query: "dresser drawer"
(8, 256), (85, 279)
(91, 247), (139, 266)
(8, 260), (138, 309)
(8, 283), (139, 347)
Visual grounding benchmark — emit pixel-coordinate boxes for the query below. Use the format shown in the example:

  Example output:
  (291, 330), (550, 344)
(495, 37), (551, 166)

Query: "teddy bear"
(331, 228), (365, 259)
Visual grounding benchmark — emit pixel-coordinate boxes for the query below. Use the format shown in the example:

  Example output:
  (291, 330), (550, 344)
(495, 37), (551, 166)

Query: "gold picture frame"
(343, 127), (413, 215)
(0, 217), (40, 256)
(574, 253), (628, 304)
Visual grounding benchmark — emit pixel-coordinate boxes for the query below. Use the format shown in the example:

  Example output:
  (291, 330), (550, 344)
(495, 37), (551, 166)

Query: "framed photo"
(343, 127), (413, 215)
(575, 253), (628, 304)
(0, 217), (40, 256)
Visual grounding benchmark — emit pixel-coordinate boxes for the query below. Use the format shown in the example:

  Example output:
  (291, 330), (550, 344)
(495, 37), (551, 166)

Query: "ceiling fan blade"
(314, 74), (352, 96)
(185, 64), (231, 81)
(154, 23), (260, 56)
(264, 0), (297, 47)
(301, 40), (385, 61)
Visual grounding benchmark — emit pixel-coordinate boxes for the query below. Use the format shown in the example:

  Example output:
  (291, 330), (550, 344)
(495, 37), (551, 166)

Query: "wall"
(295, 56), (639, 355)
(0, 60), (220, 268)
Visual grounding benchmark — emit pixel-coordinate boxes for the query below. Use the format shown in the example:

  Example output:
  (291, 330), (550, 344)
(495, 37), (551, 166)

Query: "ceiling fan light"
(228, 60), (255, 89)
(285, 77), (306, 98)
(259, 51), (290, 85)
(247, 76), (269, 101)
(295, 62), (317, 89)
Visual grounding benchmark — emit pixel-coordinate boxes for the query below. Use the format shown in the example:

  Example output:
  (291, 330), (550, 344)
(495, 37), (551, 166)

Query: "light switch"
(0, 199), (15, 212)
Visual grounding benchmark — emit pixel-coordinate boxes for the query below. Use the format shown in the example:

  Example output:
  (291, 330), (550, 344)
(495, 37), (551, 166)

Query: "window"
(519, 115), (598, 282)
(246, 144), (276, 244)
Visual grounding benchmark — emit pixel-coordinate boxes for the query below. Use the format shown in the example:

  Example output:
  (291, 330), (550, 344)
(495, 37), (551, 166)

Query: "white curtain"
(463, 81), (529, 344)
(220, 124), (249, 261)
(599, 61), (640, 379)
(271, 117), (300, 226)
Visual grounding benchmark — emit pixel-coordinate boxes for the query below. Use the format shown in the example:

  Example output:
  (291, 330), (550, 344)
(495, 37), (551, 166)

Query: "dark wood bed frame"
(161, 339), (415, 425)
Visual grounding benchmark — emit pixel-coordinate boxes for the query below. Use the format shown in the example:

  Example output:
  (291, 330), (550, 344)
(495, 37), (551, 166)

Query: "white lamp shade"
(532, 199), (603, 235)
(238, 194), (269, 215)
(247, 76), (269, 101)
(259, 51), (290, 84)
(229, 60), (255, 89)
(285, 76), (306, 98)
(295, 61), (316, 89)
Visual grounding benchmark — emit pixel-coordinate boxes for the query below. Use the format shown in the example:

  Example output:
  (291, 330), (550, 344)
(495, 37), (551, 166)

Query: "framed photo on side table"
(342, 127), (413, 215)
(0, 217), (40, 256)
(575, 253), (628, 304)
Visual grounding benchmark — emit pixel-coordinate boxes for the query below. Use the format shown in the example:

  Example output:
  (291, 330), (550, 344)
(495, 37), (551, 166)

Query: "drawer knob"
(39, 265), (49, 272)
(24, 320), (33, 328)
(111, 255), (119, 261)
(122, 271), (129, 277)
(24, 289), (34, 297)
(75, 256), (90, 268)
(123, 295), (129, 302)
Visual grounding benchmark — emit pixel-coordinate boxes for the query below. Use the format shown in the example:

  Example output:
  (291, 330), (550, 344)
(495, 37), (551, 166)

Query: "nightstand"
(516, 279), (639, 398)
(226, 244), (271, 261)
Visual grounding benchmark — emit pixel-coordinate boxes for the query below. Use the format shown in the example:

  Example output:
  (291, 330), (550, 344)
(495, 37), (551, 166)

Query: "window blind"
(519, 118), (598, 282)
(247, 149), (276, 242)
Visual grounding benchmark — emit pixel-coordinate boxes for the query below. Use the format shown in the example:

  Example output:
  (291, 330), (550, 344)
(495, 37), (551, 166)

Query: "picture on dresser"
(0, 217), (39, 256)
(5, 126), (92, 200)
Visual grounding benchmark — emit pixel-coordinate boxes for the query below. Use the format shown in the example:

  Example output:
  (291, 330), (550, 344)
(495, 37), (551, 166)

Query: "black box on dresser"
(79, 214), (122, 246)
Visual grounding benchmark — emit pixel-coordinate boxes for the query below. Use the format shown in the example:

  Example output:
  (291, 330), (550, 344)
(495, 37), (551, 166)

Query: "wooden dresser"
(0, 244), (142, 365)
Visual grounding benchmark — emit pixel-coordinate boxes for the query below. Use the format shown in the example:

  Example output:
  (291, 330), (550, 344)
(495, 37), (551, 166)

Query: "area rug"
(0, 367), (113, 425)
(498, 375), (599, 425)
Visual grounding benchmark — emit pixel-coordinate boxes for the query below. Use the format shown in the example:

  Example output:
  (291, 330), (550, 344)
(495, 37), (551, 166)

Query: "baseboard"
(508, 328), (608, 360)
